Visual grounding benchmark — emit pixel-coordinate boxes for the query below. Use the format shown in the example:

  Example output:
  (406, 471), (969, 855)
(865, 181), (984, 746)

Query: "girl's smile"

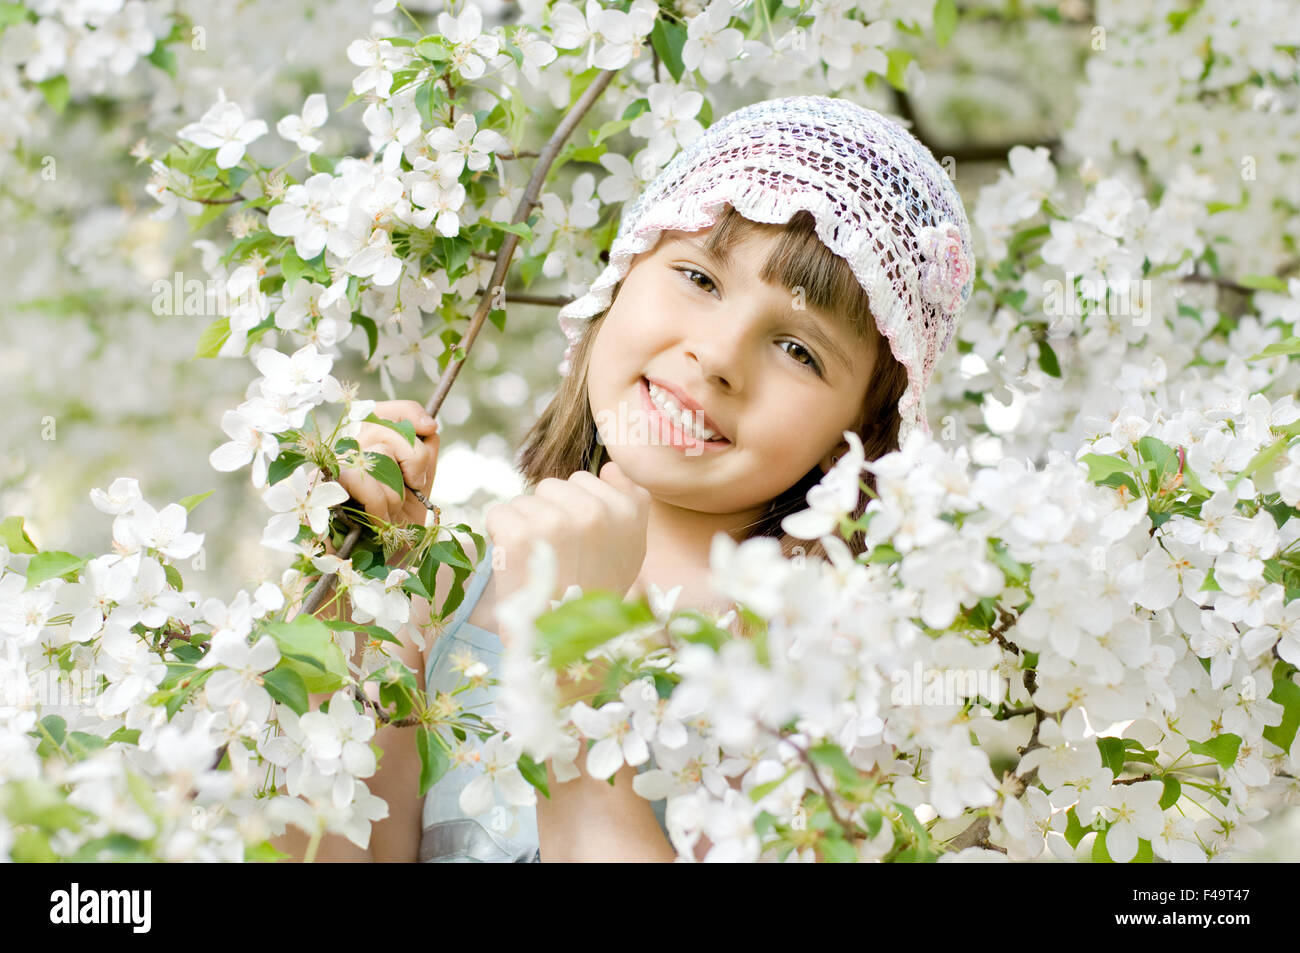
(637, 374), (732, 453)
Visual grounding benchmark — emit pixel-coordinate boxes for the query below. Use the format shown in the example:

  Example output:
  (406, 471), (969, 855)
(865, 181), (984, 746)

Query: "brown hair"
(516, 204), (909, 566)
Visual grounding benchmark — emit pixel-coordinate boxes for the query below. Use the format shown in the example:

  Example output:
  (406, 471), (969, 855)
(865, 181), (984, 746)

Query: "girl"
(293, 95), (974, 863)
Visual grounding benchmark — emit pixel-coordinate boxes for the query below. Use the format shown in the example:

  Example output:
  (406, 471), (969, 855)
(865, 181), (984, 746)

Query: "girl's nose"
(684, 337), (743, 393)
(684, 318), (752, 393)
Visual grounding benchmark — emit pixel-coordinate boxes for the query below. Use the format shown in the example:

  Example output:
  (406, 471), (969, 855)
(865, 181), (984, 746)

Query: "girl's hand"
(486, 461), (652, 610)
(336, 399), (440, 527)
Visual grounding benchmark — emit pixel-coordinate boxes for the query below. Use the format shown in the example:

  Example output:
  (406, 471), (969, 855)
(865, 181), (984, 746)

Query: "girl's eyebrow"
(671, 236), (856, 375)
(675, 235), (733, 271)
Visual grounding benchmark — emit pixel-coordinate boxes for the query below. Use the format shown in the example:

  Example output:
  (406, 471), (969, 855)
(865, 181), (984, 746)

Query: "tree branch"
(295, 68), (618, 615)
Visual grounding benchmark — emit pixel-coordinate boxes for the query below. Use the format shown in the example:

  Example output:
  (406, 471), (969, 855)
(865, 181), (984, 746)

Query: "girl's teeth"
(648, 381), (721, 441)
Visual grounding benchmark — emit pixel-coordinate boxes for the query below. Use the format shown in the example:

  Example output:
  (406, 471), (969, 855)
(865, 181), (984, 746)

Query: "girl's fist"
(336, 399), (440, 527)
(486, 461), (652, 606)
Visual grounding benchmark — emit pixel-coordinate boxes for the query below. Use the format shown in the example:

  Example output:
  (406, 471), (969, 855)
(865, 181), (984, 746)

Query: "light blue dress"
(419, 540), (671, 862)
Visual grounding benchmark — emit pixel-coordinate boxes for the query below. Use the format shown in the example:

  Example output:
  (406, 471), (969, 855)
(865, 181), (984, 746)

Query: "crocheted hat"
(555, 94), (975, 442)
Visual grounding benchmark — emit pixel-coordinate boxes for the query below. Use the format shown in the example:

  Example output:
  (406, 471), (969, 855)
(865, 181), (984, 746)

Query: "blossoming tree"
(2, 0), (1299, 863)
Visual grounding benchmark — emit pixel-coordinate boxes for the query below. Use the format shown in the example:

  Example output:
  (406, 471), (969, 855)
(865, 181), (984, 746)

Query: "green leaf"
(163, 561), (184, 592)
(263, 667), (310, 715)
(401, 571), (432, 601)
(933, 0), (958, 47)
(365, 413), (418, 447)
(281, 246), (327, 291)
(177, 490), (214, 512)
(1091, 827), (1112, 862)
(24, 551), (84, 588)
(1121, 737), (1160, 764)
(819, 836), (858, 862)
(245, 839), (290, 863)
(1247, 336), (1300, 360)
(1137, 435), (1180, 491)
(321, 618), (402, 646)
(1096, 736), (1126, 778)
(365, 451), (407, 500)
(487, 219), (534, 241)
(107, 727), (140, 746)
(421, 35), (457, 63)
(1036, 339), (1061, 377)
(534, 592), (656, 669)
(1229, 434), (1293, 492)
(417, 728), (450, 796)
(421, 536), (476, 606)
(0, 778), (85, 831)
(267, 450), (307, 486)
(145, 41), (177, 79)
(0, 3), (32, 30)
(264, 615), (348, 693)
(650, 17), (687, 82)
(1263, 663), (1300, 755)
(1159, 776), (1181, 810)
(865, 542), (901, 565)
(194, 316), (231, 358)
(352, 313), (377, 363)
(10, 828), (56, 862)
(0, 516), (38, 554)
(1081, 453), (1134, 483)
(433, 235), (473, 276)
(588, 116), (635, 149)
(517, 751), (551, 799)
(892, 802), (939, 862)
(884, 48), (914, 91)
(808, 742), (866, 791)
(308, 152), (336, 175)
(66, 731), (106, 757)
(661, 611), (729, 651)
(748, 764), (799, 804)
(34, 715), (66, 758)
(366, 659), (414, 722)
(1237, 274), (1289, 293)
(1186, 733), (1242, 771)
(1063, 805), (1089, 848)
(36, 74), (70, 114)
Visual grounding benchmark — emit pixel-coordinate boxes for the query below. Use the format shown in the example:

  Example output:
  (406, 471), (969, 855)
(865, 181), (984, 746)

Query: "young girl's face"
(586, 224), (876, 519)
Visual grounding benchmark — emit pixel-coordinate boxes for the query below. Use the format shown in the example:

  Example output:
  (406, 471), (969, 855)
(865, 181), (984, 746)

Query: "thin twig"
(765, 727), (859, 843)
(484, 291), (573, 307)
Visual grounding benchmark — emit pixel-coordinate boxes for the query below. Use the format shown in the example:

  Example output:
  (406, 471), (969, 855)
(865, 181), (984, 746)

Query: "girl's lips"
(639, 376), (732, 453)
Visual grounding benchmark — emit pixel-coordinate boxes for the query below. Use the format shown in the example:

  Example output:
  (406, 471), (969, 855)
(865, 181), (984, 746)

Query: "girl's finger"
(341, 447), (403, 522)
(337, 460), (387, 520)
(533, 476), (603, 524)
(598, 461), (652, 512)
(371, 399), (439, 436)
(362, 447), (405, 522)
(361, 425), (435, 493)
(506, 494), (569, 534)
(566, 470), (639, 522)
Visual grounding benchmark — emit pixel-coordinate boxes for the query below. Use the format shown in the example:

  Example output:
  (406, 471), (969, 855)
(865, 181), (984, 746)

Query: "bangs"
(696, 204), (879, 350)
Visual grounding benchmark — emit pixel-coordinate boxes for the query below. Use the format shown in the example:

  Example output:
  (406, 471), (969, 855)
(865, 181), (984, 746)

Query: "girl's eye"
(674, 266), (823, 377)
(778, 340), (822, 375)
(676, 266), (718, 296)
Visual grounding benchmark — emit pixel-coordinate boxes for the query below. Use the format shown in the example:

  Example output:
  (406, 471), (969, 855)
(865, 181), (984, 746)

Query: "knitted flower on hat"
(916, 222), (972, 316)
(555, 94), (976, 442)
